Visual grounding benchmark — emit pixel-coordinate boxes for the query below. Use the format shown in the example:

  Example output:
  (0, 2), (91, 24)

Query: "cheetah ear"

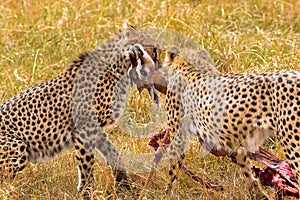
(165, 46), (180, 62)
(197, 49), (213, 63)
(123, 22), (136, 31)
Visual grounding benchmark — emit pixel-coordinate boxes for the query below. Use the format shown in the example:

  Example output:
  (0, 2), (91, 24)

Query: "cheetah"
(147, 46), (300, 199)
(0, 26), (166, 199)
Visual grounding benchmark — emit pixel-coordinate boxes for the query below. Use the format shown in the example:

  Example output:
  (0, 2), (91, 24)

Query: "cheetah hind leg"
(235, 147), (271, 200)
(0, 133), (29, 181)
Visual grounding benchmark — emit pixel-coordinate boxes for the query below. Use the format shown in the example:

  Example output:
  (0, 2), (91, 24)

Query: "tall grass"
(0, 0), (299, 199)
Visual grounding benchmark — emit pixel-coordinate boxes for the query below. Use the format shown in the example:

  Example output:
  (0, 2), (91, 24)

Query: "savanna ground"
(0, 0), (300, 199)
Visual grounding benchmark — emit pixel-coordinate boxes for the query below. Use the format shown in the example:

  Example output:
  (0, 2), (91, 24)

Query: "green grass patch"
(0, 0), (299, 199)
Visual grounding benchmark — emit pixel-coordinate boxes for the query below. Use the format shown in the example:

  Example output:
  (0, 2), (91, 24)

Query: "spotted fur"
(0, 26), (164, 199)
(160, 46), (300, 199)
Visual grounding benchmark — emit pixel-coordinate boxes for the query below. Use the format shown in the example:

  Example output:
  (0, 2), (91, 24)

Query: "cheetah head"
(163, 46), (181, 68)
(163, 46), (219, 76)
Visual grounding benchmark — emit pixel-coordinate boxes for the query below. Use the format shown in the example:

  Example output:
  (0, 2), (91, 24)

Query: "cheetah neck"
(167, 55), (223, 95)
(170, 56), (211, 80)
(64, 46), (130, 89)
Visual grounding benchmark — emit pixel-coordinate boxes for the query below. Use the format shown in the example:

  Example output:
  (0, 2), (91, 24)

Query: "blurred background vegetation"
(0, 0), (299, 199)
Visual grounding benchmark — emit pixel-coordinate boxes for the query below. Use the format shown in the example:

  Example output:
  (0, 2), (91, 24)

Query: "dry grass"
(0, 0), (300, 199)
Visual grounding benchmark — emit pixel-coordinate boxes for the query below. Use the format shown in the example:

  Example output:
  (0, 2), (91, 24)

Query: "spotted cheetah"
(0, 26), (165, 199)
(150, 46), (300, 199)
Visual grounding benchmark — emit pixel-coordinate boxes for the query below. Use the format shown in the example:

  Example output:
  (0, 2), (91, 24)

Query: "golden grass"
(0, 0), (300, 199)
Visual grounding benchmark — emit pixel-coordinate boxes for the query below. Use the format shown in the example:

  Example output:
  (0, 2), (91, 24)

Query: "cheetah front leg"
(75, 139), (95, 200)
(139, 133), (186, 199)
(75, 128), (128, 199)
(161, 130), (190, 193)
(93, 131), (128, 186)
(148, 127), (183, 193)
(150, 128), (185, 193)
(0, 133), (29, 181)
(166, 155), (185, 193)
(234, 147), (271, 200)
